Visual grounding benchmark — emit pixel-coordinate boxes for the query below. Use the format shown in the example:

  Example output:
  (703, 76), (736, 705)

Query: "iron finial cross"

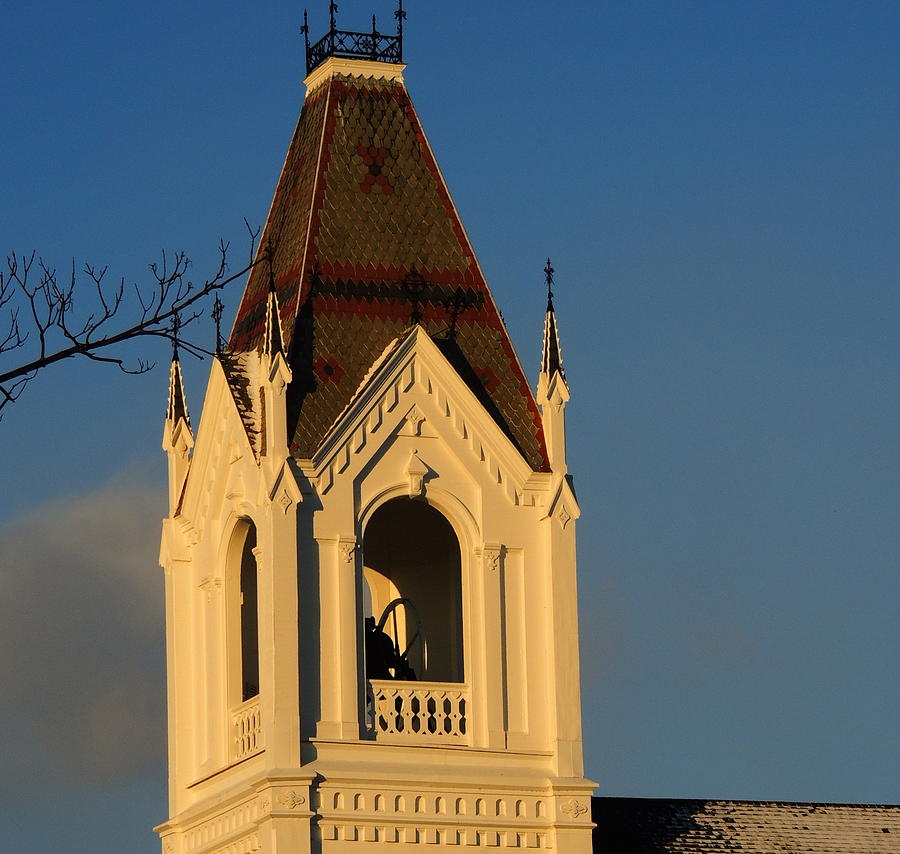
(395, 0), (406, 38)
(400, 268), (429, 326)
(171, 312), (181, 359)
(211, 294), (224, 354)
(301, 9), (309, 51)
(444, 286), (476, 340)
(544, 257), (555, 310)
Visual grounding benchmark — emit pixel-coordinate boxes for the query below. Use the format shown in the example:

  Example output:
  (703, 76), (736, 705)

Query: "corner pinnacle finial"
(301, 9), (310, 51)
(263, 244), (285, 358)
(171, 312), (181, 361)
(211, 294), (225, 354)
(166, 336), (190, 428)
(544, 257), (555, 312)
(330, 1), (338, 31)
(541, 258), (564, 379)
(395, 0), (406, 39)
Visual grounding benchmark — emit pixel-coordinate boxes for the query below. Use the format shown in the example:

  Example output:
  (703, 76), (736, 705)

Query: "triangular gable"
(312, 326), (548, 507)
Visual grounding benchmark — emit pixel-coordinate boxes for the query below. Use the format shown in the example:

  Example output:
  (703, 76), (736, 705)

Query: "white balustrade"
(368, 680), (469, 744)
(231, 697), (263, 760)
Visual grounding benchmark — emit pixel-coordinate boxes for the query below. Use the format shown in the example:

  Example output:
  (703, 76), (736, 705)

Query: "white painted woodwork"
(155, 58), (594, 853)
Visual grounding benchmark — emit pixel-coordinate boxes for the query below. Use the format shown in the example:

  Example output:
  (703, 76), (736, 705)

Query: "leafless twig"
(0, 233), (263, 416)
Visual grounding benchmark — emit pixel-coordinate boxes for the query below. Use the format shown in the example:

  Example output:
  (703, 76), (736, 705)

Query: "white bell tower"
(155, 9), (595, 854)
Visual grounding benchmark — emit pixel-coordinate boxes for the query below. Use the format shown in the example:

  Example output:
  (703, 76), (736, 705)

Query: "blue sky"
(0, 1), (897, 850)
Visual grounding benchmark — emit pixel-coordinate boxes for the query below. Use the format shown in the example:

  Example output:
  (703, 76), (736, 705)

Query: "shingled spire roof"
(229, 55), (549, 471)
(166, 351), (190, 428)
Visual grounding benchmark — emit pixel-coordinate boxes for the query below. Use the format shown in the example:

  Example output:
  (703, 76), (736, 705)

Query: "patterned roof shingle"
(592, 797), (900, 854)
(228, 67), (549, 470)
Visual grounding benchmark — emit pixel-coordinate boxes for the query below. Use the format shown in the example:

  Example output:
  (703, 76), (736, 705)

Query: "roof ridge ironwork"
(302, 2), (405, 75)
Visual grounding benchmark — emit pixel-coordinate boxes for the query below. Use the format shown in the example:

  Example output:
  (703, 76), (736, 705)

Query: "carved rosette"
(277, 790), (307, 810)
(560, 798), (588, 819)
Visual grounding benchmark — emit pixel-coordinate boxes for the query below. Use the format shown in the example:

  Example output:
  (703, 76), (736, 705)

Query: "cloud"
(0, 469), (166, 793)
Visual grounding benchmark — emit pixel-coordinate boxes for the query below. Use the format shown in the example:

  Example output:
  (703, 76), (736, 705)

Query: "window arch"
(362, 497), (463, 683)
(227, 519), (259, 704)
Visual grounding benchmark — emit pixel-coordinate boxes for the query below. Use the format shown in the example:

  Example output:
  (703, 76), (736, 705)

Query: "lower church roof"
(592, 797), (899, 853)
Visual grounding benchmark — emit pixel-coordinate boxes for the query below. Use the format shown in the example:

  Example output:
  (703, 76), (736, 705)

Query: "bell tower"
(156, 6), (595, 853)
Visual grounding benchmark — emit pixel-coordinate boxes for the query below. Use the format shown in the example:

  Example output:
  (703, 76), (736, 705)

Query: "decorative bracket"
(338, 537), (357, 565)
(406, 449), (428, 497)
(252, 545), (264, 572)
(482, 543), (503, 573)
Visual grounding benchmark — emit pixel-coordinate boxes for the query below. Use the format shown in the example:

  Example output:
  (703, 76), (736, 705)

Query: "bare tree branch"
(0, 234), (262, 416)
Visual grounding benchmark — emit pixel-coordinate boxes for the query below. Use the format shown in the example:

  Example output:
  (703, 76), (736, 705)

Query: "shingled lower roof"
(592, 797), (900, 854)
(228, 64), (549, 470)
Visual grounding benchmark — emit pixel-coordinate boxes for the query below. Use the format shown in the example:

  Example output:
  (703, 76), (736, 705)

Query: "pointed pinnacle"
(167, 355), (190, 427)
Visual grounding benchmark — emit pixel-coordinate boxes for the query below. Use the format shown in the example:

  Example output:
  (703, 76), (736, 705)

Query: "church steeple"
(157, 19), (593, 854)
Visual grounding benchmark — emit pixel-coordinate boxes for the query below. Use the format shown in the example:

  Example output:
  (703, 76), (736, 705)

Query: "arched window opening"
(362, 498), (463, 683)
(239, 524), (259, 700)
(228, 519), (260, 708)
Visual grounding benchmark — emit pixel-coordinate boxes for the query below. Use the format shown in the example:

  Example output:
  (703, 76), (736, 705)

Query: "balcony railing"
(368, 680), (469, 744)
(231, 696), (263, 761)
